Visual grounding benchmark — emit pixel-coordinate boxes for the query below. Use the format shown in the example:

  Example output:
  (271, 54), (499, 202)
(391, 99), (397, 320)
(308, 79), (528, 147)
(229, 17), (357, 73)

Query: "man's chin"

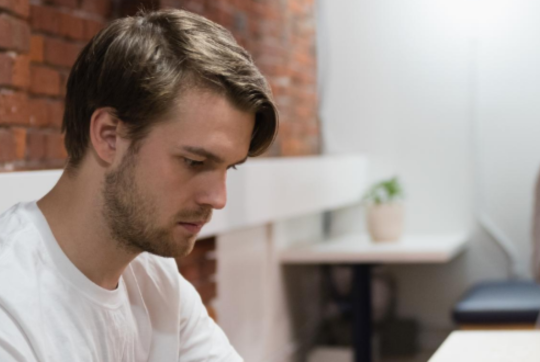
(141, 236), (196, 259)
(182, 236), (198, 256)
(170, 235), (198, 258)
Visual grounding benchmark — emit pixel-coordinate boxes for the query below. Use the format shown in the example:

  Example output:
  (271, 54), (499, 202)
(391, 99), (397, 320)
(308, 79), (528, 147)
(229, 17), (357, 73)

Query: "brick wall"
(0, 0), (108, 171)
(0, 0), (320, 168)
(0, 0), (319, 318)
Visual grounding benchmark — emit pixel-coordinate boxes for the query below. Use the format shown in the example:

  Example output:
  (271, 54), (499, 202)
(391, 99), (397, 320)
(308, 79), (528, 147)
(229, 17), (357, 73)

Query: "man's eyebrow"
(182, 146), (248, 166)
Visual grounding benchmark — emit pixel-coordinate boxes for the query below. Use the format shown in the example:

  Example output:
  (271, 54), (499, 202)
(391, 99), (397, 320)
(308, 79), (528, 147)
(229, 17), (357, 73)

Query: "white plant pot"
(366, 203), (404, 242)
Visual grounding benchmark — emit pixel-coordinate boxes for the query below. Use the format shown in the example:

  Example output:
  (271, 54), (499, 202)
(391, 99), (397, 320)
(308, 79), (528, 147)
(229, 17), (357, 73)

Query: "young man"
(0, 9), (277, 362)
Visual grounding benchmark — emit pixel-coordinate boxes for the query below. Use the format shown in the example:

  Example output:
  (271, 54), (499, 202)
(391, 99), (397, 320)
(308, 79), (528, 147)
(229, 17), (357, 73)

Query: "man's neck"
(37, 167), (139, 291)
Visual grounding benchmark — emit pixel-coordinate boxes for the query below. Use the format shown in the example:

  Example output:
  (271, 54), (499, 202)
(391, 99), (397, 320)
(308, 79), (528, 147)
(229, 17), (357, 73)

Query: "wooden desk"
(429, 331), (540, 361)
(279, 233), (469, 362)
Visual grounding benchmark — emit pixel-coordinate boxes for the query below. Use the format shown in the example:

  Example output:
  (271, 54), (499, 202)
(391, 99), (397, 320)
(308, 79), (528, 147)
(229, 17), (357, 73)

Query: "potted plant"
(362, 177), (405, 242)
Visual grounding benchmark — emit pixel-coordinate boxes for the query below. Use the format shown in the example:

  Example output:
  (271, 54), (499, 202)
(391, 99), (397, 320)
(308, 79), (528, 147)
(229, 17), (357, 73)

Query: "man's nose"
(198, 174), (227, 210)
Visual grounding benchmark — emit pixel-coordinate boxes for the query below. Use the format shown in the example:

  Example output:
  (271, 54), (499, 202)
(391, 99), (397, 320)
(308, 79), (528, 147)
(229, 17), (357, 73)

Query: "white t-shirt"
(0, 202), (243, 362)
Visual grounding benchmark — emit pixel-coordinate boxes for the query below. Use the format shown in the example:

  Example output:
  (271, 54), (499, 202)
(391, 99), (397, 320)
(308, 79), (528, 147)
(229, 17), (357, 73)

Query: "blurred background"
(1, 0), (540, 361)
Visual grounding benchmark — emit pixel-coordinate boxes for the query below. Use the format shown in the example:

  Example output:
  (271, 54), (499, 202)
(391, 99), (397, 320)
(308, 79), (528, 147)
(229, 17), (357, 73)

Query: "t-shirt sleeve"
(0, 305), (39, 362)
(178, 274), (243, 362)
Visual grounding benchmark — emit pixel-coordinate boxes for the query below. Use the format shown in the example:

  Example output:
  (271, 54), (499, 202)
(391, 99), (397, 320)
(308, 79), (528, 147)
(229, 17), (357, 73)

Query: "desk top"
(428, 331), (540, 362)
(279, 233), (468, 264)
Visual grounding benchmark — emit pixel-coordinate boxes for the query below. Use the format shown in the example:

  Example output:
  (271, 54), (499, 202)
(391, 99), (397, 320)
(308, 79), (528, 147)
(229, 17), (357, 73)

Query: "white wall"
(318, 0), (540, 348)
(476, 0), (540, 273)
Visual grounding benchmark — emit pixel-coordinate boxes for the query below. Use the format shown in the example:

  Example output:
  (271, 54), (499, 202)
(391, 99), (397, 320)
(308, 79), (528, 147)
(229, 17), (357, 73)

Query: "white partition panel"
(0, 170), (62, 214)
(0, 155), (368, 237)
(200, 154), (368, 237)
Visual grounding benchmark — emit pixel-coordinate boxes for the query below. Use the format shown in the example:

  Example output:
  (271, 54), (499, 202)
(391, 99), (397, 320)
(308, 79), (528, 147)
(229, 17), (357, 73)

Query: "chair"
(452, 170), (540, 330)
(453, 280), (540, 330)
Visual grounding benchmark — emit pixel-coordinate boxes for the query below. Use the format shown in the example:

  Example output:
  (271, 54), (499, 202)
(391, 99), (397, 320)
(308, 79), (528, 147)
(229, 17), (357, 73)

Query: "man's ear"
(89, 108), (120, 165)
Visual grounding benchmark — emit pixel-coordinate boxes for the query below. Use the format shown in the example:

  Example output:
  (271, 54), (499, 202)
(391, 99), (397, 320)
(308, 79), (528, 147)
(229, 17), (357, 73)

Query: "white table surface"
(428, 331), (540, 362)
(279, 233), (469, 264)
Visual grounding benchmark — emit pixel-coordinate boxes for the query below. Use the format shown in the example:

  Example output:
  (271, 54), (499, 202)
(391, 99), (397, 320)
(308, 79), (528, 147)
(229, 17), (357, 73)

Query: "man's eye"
(184, 158), (204, 168)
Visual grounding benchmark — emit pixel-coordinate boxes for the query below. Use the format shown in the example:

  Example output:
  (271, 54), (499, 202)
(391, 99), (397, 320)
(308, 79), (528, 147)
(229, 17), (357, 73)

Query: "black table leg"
(352, 264), (372, 362)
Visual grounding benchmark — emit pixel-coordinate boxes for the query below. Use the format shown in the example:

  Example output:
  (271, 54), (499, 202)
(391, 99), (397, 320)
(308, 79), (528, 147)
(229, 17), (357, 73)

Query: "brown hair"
(63, 9), (278, 170)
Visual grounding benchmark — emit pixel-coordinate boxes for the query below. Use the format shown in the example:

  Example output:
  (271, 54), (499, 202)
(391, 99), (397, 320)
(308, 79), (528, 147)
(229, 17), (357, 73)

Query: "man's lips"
(178, 222), (205, 234)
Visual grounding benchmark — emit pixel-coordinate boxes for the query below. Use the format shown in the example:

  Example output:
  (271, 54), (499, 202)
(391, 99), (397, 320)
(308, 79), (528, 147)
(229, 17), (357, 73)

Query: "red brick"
(179, 264), (201, 283)
(28, 98), (48, 127)
(293, 50), (314, 67)
(45, 131), (66, 160)
(179, 238), (215, 264)
(119, 0), (158, 17)
(29, 98), (63, 128)
(60, 13), (85, 41)
(12, 54), (30, 89)
(0, 14), (31, 52)
(290, 68), (315, 85)
(177, 251), (202, 267)
(83, 19), (105, 41)
(0, 91), (28, 126)
(293, 105), (314, 119)
(201, 259), (217, 278)
(0, 127), (26, 162)
(176, 0), (205, 14)
(29, 35), (44, 62)
(0, 128), (16, 162)
(0, 54), (12, 85)
(279, 121), (303, 137)
(196, 237), (216, 252)
(49, 100), (63, 128)
(80, 0), (111, 18)
(43, 37), (82, 68)
(0, 17), (8, 51)
(59, 71), (69, 97)
(0, 0), (30, 18)
(30, 65), (60, 96)
(9, 16), (30, 53)
(281, 135), (312, 156)
(0, 53), (30, 89)
(12, 127), (26, 159)
(288, 1), (306, 15)
(30, 4), (61, 35)
(163, 0), (202, 13)
(26, 129), (46, 161)
(45, 0), (78, 9)
(196, 281), (217, 304)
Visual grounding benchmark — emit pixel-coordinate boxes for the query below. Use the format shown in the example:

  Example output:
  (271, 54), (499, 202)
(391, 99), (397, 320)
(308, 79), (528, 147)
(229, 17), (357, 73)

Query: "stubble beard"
(101, 146), (211, 258)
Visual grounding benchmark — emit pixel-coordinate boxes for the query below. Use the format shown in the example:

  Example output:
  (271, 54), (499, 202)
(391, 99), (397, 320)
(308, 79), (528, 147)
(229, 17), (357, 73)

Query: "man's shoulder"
(0, 203), (41, 262)
(0, 203), (47, 325)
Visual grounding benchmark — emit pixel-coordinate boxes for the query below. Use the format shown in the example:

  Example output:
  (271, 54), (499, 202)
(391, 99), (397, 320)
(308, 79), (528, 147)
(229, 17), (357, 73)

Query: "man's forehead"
(150, 88), (255, 160)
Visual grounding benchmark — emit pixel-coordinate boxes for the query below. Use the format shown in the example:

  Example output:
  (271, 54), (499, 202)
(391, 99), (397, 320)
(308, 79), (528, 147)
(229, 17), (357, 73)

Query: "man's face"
(102, 90), (254, 258)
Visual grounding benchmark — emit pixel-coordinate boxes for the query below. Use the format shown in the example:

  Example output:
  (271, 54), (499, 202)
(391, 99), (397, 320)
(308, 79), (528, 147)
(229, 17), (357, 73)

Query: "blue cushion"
(453, 281), (540, 324)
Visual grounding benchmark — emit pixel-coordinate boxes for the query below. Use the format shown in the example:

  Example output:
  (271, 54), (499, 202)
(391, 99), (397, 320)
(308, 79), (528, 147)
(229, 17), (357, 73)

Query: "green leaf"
(362, 176), (404, 205)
